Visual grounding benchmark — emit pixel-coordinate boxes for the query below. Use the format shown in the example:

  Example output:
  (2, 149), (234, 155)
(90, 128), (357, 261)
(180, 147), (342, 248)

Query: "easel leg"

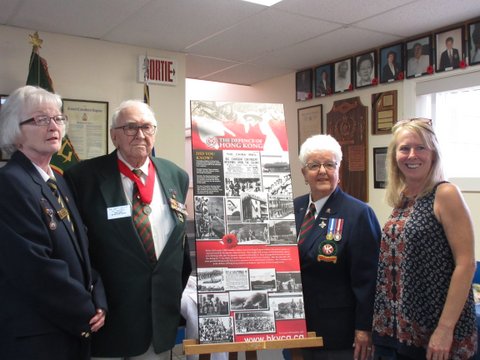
(291, 348), (303, 360)
(245, 351), (257, 360)
(228, 352), (238, 360)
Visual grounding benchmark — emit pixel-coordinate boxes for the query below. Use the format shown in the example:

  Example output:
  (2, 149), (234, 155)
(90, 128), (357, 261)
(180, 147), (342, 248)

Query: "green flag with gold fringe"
(26, 32), (80, 174)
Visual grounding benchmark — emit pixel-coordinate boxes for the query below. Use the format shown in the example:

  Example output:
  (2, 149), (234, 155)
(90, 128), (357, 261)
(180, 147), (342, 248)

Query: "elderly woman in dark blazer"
(0, 86), (107, 360)
(295, 134), (381, 360)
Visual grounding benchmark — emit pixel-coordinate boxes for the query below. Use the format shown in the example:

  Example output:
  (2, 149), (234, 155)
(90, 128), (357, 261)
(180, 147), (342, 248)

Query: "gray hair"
(111, 100), (157, 128)
(0, 86), (62, 155)
(298, 134), (343, 166)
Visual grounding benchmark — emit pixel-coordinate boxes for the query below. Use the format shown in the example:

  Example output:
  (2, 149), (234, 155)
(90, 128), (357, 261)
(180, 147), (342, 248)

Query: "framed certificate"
(62, 99), (109, 159)
(298, 105), (323, 153)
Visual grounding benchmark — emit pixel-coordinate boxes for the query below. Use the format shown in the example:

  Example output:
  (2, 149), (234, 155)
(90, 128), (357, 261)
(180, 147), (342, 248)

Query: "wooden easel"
(184, 331), (322, 359)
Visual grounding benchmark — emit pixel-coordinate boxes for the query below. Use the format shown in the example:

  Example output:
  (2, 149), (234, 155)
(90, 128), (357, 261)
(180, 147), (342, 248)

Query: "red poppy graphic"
(371, 78), (378, 86)
(397, 71), (404, 80)
(348, 83), (353, 91)
(221, 233), (238, 249)
(459, 60), (467, 69)
(427, 65), (434, 74)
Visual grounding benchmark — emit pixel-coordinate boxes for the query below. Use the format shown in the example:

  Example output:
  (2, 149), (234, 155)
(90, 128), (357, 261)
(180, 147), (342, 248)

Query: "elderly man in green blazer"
(65, 100), (191, 360)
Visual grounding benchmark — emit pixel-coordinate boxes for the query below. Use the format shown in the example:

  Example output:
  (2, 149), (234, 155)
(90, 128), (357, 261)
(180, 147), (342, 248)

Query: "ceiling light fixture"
(241, 0), (283, 6)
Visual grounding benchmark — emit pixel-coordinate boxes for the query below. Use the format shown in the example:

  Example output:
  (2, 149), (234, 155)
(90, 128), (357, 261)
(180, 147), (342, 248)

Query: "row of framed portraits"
(296, 21), (480, 101)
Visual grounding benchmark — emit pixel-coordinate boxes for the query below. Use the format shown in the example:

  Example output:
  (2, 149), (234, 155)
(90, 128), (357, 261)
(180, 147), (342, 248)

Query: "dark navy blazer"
(294, 187), (381, 350)
(0, 151), (107, 360)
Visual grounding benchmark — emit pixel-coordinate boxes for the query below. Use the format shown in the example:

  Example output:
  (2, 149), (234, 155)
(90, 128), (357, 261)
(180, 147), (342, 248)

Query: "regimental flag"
(26, 32), (80, 174)
(144, 82), (150, 106)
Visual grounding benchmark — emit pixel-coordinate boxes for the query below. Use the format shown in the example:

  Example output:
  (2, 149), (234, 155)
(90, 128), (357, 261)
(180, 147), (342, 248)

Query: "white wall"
(186, 74), (480, 259)
(0, 25), (186, 166)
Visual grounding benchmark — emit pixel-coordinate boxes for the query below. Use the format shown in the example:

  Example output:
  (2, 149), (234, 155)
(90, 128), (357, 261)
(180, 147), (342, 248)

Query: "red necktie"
(298, 203), (316, 245)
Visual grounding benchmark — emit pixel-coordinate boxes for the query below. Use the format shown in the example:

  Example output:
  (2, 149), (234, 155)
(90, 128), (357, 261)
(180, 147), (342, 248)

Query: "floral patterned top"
(373, 183), (477, 359)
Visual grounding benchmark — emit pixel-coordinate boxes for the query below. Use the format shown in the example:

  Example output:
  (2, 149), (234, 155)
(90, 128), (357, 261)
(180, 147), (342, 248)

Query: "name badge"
(107, 205), (131, 220)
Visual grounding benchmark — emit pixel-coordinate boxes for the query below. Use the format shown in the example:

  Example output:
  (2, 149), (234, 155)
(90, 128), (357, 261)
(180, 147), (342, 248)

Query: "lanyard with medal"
(117, 159), (155, 215)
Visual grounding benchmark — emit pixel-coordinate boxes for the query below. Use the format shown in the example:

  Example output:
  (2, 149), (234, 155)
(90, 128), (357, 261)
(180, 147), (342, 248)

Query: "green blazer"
(65, 151), (191, 357)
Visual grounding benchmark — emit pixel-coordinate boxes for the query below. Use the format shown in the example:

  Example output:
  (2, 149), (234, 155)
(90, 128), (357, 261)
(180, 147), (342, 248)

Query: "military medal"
(326, 218), (335, 240)
(117, 159), (156, 218)
(319, 220), (327, 229)
(41, 199), (57, 231)
(143, 204), (152, 215)
(334, 218), (344, 241)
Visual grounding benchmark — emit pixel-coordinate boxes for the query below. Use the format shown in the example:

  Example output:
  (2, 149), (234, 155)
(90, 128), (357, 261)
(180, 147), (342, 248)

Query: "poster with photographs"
(190, 100), (307, 344)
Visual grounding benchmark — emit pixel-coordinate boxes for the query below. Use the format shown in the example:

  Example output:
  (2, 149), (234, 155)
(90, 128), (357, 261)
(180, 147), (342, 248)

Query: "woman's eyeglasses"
(20, 115), (68, 126)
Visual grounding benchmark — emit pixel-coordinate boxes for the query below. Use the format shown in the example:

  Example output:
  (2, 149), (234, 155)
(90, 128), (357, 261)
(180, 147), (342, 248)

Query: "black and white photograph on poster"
(230, 291), (269, 311)
(227, 223), (269, 245)
(276, 272), (303, 293)
(226, 198), (242, 222)
(241, 192), (268, 222)
(261, 153), (290, 173)
(225, 177), (262, 196)
(197, 268), (225, 292)
(234, 311), (276, 334)
(268, 220), (297, 245)
(269, 295), (305, 320)
(199, 317), (234, 343)
(263, 173), (292, 196)
(198, 292), (230, 316)
(268, 196), (294, 220)
(224, 151), (261, 177)
(225, 268), (250, 291)
(194, 196), (225, 240)
(249, 268), (277, 291)
(192, 150), (225, 196)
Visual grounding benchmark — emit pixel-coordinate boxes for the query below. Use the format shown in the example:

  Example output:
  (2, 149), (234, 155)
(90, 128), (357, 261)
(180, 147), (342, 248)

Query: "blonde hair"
(385, 118), (445, 207)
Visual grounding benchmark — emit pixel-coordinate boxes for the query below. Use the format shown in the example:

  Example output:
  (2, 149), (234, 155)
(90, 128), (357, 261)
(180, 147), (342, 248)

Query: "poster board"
(190, 100), (307, 344)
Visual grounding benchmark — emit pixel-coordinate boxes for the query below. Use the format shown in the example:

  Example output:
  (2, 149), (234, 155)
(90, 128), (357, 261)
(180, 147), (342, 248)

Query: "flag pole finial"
(28, 31), (43, 52)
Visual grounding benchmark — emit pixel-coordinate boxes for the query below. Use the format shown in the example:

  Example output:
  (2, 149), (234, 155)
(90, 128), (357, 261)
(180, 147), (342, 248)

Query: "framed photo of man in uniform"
(406, 36), (433, 78)
(435, 27), (464, 72)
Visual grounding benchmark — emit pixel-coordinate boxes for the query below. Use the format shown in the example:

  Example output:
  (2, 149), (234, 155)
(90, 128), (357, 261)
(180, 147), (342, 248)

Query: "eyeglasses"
(20, 115), (68, 127)
(114, 123), (157, 136)
(398, 117), (433, 126)
(305, 161), (338, 172)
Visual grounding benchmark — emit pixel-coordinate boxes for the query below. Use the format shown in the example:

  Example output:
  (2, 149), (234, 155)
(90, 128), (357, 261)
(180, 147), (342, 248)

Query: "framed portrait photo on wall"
(333, 58), (352, 93)
(380, 43), (404, 83)
(468, 21), (480, 66)
(355, 51), (377, 88)
(406, 35), (433, 78)
(295, 69), (313, 102)
(373, 147), (388, 189)
(314, 64), (333, 97)
(435, 27), (464, 72)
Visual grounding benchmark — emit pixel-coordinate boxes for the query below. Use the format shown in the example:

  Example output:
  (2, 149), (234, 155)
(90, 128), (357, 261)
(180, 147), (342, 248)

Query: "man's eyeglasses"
(114, 123), (157, 136)
(20, 115), (68, 127)
(304, 161), (338, 172)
